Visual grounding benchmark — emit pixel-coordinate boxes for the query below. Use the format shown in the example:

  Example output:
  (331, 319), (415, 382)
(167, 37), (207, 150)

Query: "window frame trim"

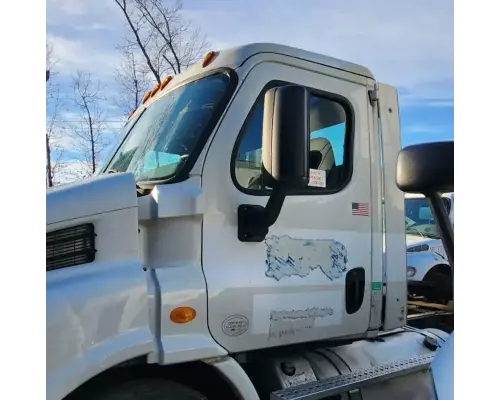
(230, 79), (356, 197)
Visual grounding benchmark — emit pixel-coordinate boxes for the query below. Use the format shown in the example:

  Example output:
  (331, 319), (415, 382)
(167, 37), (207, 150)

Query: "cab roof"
(132, 42), (374, 118)
(208, 43), (374, 79)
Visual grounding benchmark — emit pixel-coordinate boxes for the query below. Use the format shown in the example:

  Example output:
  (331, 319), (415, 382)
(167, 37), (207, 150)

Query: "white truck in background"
(405, 193), (454, 303)
(46, 43), (452, 400)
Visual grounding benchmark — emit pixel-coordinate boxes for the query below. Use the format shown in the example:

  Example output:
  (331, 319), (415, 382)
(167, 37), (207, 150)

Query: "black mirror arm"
(237, 189), (287, 243)
(263, 190), (287, 226)
(426, 193), (455, 267)
(426, 193), (456, 308)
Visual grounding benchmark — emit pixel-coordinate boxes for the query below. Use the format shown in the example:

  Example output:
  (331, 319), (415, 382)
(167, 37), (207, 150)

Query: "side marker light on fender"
(170, 306), (197, 324)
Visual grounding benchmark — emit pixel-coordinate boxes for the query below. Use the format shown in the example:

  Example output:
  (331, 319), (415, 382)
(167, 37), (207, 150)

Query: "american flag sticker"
(352, 202), (370, 217)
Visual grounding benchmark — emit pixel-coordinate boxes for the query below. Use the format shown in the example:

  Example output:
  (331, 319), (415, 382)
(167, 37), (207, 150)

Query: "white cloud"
(401, 99), (454, 109)
(47, 33), (120, 76)
(47, 0), (121, 26)
(74, 23), (113, 32)
(47, 0), (453, 105)
(426, 100), (454, 108)
(47, 0), (88, 18)
(404, 124), (451, 135)
(184, 0), (453, 100)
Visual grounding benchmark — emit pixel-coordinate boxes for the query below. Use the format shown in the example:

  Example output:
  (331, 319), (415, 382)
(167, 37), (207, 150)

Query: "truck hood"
(406, 234), (429, 245)
(46, 173), (138, 225)
(405, 234), (442, 246)
(406, 234), (444, 255)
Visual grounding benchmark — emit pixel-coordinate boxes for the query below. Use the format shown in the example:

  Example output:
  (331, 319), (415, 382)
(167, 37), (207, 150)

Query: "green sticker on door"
(372, 282), (382, 291)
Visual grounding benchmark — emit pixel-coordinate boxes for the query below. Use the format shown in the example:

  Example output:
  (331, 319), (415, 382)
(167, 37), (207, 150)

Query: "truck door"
(202, 61), (373, 352)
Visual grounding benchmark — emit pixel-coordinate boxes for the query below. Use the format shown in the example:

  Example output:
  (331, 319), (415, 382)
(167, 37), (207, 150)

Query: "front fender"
(406, 252), (450, 282)
(46, 260), (155, 400)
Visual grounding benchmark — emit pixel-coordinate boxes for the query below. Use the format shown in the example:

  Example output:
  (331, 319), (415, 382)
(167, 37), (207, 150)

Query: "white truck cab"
(406, 192), (454, 258)
(405, 193), (454, 302)
(46, 43), (450, 400)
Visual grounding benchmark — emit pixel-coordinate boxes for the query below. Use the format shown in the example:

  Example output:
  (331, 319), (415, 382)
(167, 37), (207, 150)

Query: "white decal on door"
(268, 307), (335, 339)
(264, 235), (348, 281)
(253, 292), (343, 334)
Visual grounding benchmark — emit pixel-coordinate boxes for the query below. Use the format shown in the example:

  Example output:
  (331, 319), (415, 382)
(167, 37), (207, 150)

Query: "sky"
(46, 0), (453, 176)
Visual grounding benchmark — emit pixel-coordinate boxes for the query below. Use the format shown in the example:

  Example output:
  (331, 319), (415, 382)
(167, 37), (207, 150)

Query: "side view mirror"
(396, 141), (454, 268)
(262, 85), (310, 190)
(238, 85), (310, 242)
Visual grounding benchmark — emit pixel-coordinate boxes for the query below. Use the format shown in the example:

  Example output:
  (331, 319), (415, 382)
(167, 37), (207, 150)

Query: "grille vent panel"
(46, 224), (96, 271)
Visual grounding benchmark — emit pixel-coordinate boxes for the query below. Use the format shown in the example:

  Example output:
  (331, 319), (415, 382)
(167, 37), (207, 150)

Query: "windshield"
(405, 197), (451, 239)
(103, 72), (232, 182)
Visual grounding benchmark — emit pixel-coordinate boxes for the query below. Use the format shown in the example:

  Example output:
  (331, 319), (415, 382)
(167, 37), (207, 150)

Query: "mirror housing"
(262, 85), (310, 190)
(238, 85), (311, 242)
(396, 141), (453, 195)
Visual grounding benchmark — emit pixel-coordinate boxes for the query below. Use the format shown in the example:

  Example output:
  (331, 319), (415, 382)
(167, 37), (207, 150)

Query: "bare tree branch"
(134, 0), (182, 74)
(134, 0), (209, 74)
(46, 44), (66, 187)
(114, 46), (151, 114)
(69, 71), (111, 177)
(113, 0), (162, 83)
(46, 86), (67, 186)
(113, 0), (209, 115)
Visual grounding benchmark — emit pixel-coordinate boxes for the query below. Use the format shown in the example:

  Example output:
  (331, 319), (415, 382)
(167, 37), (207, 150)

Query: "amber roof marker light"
(202, 51), (218, 68)
(150, 83), (161, 98)
(160, 76), (173, 90)
(142, 90), (152, 104)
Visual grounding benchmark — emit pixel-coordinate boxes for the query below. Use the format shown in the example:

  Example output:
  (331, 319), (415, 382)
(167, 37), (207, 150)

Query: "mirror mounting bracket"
(237, 190), (286, 242)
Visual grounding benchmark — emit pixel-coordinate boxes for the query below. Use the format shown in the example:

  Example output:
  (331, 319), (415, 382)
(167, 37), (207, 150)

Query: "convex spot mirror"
(396, 141), (453, 195)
